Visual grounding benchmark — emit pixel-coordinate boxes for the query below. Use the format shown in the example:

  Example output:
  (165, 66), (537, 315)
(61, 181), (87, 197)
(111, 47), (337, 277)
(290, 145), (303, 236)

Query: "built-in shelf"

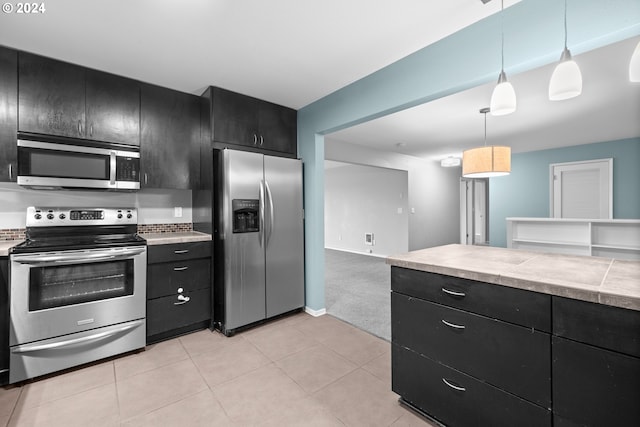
(507, 218), (640, 260)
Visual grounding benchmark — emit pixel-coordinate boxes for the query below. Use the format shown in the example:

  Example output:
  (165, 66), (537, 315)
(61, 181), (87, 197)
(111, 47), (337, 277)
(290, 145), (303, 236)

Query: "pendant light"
(463, 108), (511, 178)
(630, 40), (640, 82)
(490, 0), (516, 116)
(549, 0), (582, 100)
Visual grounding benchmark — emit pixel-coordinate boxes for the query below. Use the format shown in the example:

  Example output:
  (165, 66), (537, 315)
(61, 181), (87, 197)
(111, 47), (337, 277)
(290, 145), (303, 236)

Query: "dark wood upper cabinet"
(211, 87), (259, 146)
(18, 52), (85, 139)
(0, 46), (17, 182)
(206, 86), (297, 156)
(140, 84), (200, 189)
(85, 70), (140, 145)
(18, 52), (140, 145)
(258, 101), (297, 153)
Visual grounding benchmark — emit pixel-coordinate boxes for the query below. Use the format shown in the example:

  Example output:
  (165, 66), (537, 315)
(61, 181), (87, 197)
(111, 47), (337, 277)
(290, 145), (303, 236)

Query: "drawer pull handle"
(174, 294), (191, 305)
(442, 378), (466, 392)
(174, 266), (189, 271)
(442, 319), (465, 330)
(174, 250), (189, 254)
(442, 287), (465, 297)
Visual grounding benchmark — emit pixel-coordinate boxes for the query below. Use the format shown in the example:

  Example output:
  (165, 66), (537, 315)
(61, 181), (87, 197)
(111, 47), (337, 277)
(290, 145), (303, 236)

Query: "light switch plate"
(174, 207), (182, 218)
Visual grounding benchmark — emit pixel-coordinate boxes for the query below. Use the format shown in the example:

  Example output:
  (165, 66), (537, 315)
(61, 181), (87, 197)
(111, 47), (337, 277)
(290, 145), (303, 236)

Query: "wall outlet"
(174, 207), (183, 218)
(397, 207), (403, 214)
(338, 234), (342, 241)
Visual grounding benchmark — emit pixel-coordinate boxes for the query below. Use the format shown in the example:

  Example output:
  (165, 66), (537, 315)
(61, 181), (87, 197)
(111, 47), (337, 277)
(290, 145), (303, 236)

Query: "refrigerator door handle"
(259, 179), (265, 248)
(265, 180), (275, 247)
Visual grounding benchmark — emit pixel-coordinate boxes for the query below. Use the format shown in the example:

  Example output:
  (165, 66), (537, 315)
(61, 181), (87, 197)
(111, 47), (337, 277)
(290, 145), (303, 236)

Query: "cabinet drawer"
(147, 241), (211, 264)
(553, 296), (640, 357)
(553, 336), (640, 426)
(147, 259), (210, 299)
(392, 292), (551, 407)
(391, 267), (551, 332)
(392, 344), (551, 427)
(146, 288), (211, 337)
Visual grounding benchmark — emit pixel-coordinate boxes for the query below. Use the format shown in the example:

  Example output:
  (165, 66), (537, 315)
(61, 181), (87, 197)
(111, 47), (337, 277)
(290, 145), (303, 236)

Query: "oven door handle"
(12, 247), (146, 266)
(11, 320), (144, 354)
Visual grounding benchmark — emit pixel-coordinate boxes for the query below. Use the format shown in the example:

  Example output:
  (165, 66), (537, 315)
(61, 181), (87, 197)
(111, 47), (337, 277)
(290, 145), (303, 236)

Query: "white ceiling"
(0, 0), (519, 109)
(326, 36), (640, 161)
(1, 0), (637, 162)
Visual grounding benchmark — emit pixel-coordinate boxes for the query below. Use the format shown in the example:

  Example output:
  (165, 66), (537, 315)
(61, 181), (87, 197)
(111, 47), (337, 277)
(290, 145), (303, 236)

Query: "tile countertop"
(0, 240), (23, 257)
(386, 244), (640, 312)
(141, 231), (212, 245)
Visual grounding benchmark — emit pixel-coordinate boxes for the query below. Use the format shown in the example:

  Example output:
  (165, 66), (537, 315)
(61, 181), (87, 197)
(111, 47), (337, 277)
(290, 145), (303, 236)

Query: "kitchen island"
(387, 244), (640, 427)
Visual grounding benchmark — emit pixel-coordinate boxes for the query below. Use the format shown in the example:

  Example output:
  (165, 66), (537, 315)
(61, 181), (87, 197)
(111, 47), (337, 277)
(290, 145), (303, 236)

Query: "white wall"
(325, 162), (408, 256)
(325, 139), (460, 251)
(0, 183), (191, 228)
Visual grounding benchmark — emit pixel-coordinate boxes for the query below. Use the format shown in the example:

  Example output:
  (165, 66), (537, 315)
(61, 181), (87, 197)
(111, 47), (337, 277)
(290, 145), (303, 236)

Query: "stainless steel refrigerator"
(212, 149), (304, 335)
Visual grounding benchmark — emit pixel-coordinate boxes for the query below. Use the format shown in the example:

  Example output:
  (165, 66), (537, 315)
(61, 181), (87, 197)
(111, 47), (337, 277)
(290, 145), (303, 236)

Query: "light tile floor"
(0, 313), (435, 426)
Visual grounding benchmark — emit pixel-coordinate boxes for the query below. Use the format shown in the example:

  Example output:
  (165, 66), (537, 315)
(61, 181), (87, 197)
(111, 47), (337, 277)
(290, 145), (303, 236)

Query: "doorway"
(460, 178), (489, 245)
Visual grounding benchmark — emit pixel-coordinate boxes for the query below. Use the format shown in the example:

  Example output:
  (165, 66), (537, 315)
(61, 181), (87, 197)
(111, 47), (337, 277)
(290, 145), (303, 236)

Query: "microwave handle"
(110, 151), (116, 185)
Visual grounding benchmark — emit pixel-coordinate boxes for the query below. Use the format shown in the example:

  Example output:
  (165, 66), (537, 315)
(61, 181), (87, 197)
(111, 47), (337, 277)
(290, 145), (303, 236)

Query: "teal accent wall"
(489, 138), (640, 248)
(298, 0), (640, 311)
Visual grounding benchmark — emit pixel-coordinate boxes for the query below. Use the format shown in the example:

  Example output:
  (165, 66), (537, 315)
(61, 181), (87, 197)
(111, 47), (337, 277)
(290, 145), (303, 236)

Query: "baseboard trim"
(305, 307), (326, 317)
(324, 246), (388, 259)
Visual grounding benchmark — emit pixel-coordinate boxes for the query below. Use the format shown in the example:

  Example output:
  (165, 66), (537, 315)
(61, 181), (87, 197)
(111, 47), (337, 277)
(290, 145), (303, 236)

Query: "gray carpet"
(325, 249), (391, 341)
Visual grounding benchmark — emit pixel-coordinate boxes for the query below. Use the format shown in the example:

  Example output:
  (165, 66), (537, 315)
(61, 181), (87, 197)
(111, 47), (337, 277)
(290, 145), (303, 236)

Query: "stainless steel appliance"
(212, 149), (304, 335)
(9, 207), (146, 383)
(17, 136), (140, 190)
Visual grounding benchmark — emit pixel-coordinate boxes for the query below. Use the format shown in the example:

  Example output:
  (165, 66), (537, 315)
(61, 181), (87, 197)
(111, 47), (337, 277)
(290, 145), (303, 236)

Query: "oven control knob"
(59, 214), (66, 220)
(127, 213), (132, 219)
(117, 213), (123, 219)
(46, 213), (54, 220)
(34, 214), (42, 220)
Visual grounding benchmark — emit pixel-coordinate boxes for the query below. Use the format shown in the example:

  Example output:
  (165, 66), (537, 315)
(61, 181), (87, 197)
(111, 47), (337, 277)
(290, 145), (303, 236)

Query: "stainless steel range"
(9, 207), (147, 383)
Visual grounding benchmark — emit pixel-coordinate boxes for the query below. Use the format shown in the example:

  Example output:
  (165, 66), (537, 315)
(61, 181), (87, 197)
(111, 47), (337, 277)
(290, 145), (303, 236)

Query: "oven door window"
(28, 260), (134, 311)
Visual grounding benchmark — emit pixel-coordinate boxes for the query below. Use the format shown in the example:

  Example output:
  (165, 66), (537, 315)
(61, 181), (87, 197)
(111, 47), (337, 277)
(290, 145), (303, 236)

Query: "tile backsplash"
(0, 223), (195, 241)
(137, 223), (193, 234)
(0, 228), (25, 241)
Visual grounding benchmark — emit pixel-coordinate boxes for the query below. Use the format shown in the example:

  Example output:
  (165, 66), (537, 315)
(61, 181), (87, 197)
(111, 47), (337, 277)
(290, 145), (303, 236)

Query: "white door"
(551, 159), (612, 219)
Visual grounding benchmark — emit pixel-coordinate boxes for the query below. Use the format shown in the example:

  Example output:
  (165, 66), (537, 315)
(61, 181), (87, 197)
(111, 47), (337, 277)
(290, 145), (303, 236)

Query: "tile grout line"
(6, 386), (24, 427)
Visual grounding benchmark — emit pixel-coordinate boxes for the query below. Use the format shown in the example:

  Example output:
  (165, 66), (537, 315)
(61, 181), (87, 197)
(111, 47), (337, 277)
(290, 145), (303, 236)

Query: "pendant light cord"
(500, 0), (504, 71)
(563, 0), (568, 49)
(484, 110), (488, 147)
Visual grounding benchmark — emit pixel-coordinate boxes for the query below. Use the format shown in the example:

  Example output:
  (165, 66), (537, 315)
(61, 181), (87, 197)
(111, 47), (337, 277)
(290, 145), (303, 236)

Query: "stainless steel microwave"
(17, 139), (140, 191)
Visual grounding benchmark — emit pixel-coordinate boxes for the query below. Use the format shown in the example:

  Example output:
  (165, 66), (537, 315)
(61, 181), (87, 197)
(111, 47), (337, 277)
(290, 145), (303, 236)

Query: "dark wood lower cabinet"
(147, 288), (211, 337)
(391, 267), (640, 427)
(392, 292), (550, 407)
(146, 241), (212, 343)
(553, 336), (640, 426)
(392, 345), (551, 427)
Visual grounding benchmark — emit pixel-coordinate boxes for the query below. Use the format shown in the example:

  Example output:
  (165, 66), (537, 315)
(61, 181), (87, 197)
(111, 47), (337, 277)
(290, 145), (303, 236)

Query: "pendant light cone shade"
(462, 146), (511, 178)
(630, 41), (640, 82)
(490, 71), (517, 116)
(490, 0), (516, 116)
(549, 47), (582, 100)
